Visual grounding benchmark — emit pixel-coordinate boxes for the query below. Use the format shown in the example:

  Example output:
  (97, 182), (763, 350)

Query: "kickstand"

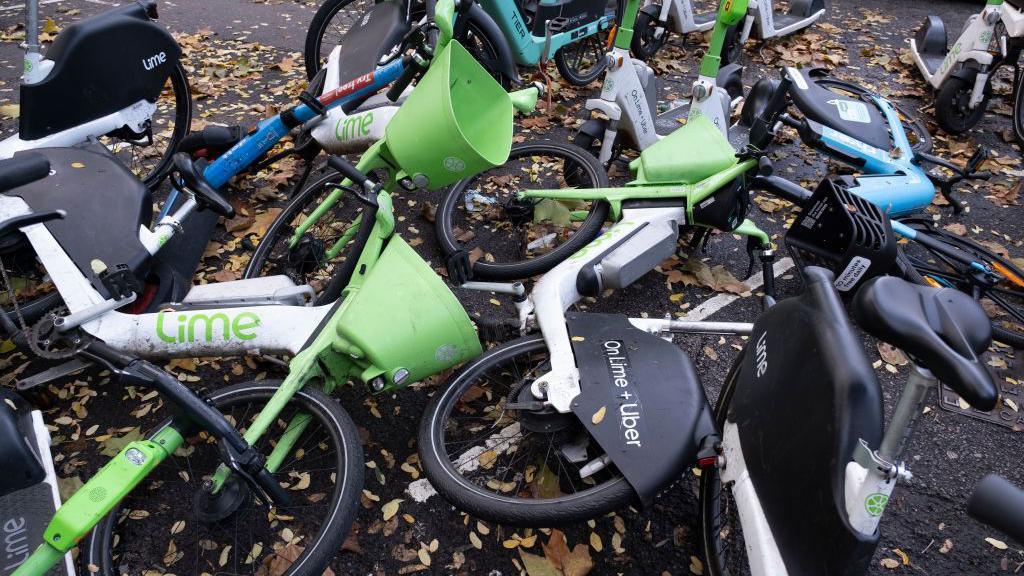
(940, 183), (965, 215)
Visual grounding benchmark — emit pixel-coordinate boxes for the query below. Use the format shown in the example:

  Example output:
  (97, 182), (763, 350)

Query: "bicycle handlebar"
(969, 475), (1024, 544)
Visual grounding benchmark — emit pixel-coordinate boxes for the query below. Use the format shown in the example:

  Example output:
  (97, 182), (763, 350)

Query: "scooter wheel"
(935, 74), (989, 134)
(631, 4), (669, 61)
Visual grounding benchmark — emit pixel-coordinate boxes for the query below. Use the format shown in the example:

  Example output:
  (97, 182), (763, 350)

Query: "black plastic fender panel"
(727, 267), (883, 575)
(20, 2), (181, 140)
(915, 15), (947, 57)
(566, 312), (715, 505)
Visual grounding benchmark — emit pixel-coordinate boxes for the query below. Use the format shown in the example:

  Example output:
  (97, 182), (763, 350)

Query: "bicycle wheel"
(435, 141), (610, 281)
(418, 335), (635, 526)
(244, 169), (367, 303)
(0, 246), (63, 327)
(699, 355), (752, 576)
(83, 380), (363, 576)
(898, 220), (1024, 349)
(304, 0), (377, 79)
(1014, 67), (1024, 148)
(100, 62), (192, 189)
(305, 0), (511, 88)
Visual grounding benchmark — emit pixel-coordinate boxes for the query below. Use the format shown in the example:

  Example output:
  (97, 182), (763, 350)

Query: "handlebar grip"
(172, 153), (235, 218)
(327, 155), (374, 190)
(969, 475), (1024, 544)
(750, 174), (812, 205)
(387, 55), (423, 102)
(0, 154), (51, 194)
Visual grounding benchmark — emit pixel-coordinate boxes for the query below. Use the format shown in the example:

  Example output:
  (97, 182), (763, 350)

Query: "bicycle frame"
(478, 0), (616, 65)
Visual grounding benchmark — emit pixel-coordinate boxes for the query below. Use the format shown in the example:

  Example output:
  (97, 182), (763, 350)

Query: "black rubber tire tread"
(304, 0), (362, 79)
(554, 35), (610, 87)
(630, 4), (668, 61)
(698, 353), (746, 576)
(935, 73), (989, 135)
(418, 335), (636, 526)
(1014, 67), (1024, 148)
(720, 24), (742, 66)
(141, 62), (193, 189)
(83, 380), (364, 576)
(435, 141), (611, 281)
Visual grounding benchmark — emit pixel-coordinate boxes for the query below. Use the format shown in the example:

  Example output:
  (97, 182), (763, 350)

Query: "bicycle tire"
(435, 141), (610, 281)
(897, 223), (1024, 349)
(83, 380), (363, 576)
(104, 61), (192, 189)
(304, 0), (512, 88)
(698, 353), (750, 576)
(935, 73), (989, 136)
(1014, 67), (1024, 148)
(243, 169), (365, 304)
(418, 335), (636, 526)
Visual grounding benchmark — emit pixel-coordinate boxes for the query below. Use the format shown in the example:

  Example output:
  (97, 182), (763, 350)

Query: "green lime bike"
(0, 0), (541, 572)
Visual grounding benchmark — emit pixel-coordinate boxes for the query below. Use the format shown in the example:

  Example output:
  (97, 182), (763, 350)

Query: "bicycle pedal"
(476, 317), (519, 344)
(446, 250), (472, 285)
(546, 16), (569, 34)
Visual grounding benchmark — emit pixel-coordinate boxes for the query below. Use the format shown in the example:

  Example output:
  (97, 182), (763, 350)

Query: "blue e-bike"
(745, 67), (1024, 348)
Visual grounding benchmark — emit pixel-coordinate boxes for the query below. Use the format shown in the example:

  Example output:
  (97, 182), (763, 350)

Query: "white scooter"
(908, 0), (1024, 143)
(631, 0), (825, 62)
(3, 0), (191, 188)
(575, 0), (748, 166)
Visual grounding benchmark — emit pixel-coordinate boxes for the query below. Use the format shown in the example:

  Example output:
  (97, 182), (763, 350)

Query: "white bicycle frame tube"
(520, 207), (686, 413)
(647, 0), (715, 35)
(0, 100), (157, 159)
(0, 195), (329, 359)
(909, 4), (1005, 90)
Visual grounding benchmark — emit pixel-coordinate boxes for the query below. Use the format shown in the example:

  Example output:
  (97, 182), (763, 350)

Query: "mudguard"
(728, 267), (883, 575)
(464, 3), (520, 85)
(0, 389), (44, 499)
(566, 312), (715, 505)
(19, 2), (181, 140)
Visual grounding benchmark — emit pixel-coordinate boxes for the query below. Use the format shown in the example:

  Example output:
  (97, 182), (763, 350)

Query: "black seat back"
(853, 276), (997, 410)
(787, 68), (892, 152)
(0, 390), (45, 499)
(20, 2), (181, 140)
(6, 143), (153, 299)
(729, 266), (883, 575)
(329, 1), (410, 106)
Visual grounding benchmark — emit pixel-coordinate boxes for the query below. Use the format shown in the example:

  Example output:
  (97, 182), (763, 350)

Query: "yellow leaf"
(503, 538), (520, 549)
(382, 498), (402, 521)
(170, 520), (185, 534)
(689, 555), (704, 575)
(985, 537), (1008, 550)
(218, 545), (231, 567)
(469, 531), (483, 549)
(591, 406), (606, 425)
(71, 162), (85, 169)
(417, 547), (431, 566)
(893, 548), (909, 565)
(589, 532), (602, 552)
(41, 18), (60, 34)
(879, 558), (900, 569)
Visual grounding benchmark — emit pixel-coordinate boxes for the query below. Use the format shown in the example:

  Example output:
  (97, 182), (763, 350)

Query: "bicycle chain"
(0, 256), (87, 360)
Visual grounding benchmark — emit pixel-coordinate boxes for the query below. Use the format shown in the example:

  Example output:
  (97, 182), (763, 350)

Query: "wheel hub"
(194, 475), (250, 524)
(514, 385), (577, 434)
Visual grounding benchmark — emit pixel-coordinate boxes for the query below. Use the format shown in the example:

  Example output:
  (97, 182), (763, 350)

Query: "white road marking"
(685, 257), (796, 321)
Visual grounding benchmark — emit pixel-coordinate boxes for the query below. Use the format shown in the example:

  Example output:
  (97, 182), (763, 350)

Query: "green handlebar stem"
(700, 0), (748, 77)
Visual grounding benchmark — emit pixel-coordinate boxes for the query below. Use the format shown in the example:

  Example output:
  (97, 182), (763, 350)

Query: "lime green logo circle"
(443, 157), (465, 173)
(864, 493), (889, 517)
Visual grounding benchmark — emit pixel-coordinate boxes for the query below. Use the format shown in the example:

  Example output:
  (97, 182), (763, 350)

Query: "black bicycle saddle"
(852, 276), (998, 410)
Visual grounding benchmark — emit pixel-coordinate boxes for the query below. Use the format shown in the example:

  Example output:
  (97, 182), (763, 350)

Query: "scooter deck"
(692, 12), (715, 27)
(773, 12), (813, 30)
(654, 102), (690, 135)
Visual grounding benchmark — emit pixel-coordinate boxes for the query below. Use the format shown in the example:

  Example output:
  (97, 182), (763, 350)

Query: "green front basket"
(384, 40), (512, 189)
(333, 236), (482, 389)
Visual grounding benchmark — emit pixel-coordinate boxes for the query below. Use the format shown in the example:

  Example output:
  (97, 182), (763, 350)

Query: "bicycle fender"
(465, 3), (520, 85)
(565, 312), (716, 505)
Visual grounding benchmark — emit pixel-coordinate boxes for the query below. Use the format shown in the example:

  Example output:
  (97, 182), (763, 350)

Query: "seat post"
(878, 363), (936, 463)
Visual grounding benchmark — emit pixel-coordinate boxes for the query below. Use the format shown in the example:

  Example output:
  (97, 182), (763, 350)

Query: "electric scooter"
(632, 0), (825, 62)
(575, 0), (746, 166)
(3, 0), (191, 189)
(908, 0), (1024, 142)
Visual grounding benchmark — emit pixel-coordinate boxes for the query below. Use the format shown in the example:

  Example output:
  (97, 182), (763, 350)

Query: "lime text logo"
(156, 311), (260, 344)
(336, 112), (373, 141)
